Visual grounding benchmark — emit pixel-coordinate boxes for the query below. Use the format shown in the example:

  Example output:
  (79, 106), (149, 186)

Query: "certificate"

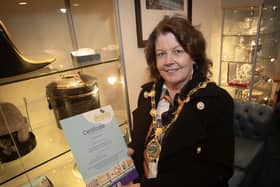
(60, 105), (138, 187)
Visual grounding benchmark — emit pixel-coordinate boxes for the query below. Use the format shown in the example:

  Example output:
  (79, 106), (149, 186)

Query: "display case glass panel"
(219, 0), (280, 105)
(0, 0), (120, 85)
(0, 0), (130, 186)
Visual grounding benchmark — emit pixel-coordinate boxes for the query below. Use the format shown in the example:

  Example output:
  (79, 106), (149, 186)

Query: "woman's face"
(155, 32), (193, 90)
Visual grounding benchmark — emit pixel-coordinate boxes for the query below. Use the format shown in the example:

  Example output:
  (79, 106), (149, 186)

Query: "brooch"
(196, 101), (205, 110)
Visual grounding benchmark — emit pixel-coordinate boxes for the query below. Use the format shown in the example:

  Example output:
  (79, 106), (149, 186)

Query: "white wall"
(192, 0), (222, 82)
(118, 0), (223, 111)
(117, 0), (150, 112)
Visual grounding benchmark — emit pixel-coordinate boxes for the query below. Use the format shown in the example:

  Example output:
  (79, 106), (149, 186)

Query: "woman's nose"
(165, 52), (174, 65)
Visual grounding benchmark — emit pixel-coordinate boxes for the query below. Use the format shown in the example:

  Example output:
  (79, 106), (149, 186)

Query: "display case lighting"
(72, 3), (80, 7)
(107, 76), (117, 85)
(270, 57), (276, 63)
(18, 1), (28, 5)
(60, 8), (67, 14)
(250, 6), (254, 16)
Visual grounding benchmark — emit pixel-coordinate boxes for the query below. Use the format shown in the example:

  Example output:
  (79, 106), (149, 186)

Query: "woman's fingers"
(127, 147), (135, 156)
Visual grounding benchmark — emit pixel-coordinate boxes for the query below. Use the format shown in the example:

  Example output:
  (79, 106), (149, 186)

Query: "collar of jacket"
(141, 70), (220, 103)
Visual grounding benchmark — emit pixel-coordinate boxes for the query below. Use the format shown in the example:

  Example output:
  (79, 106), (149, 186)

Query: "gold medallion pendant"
(146, 138), (161, 161)
(145, 81), (210, 162)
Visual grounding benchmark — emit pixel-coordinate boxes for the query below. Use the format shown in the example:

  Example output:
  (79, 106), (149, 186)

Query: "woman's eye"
(174, 49), (184, 54)
(156, 52), (165, 57)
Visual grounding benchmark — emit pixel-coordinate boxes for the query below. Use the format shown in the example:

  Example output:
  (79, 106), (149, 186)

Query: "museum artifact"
(71, 48), (100, 63)
(46, 72), (100, 128)
(0, 20), (55, 78)
(0, 102), (36, 163)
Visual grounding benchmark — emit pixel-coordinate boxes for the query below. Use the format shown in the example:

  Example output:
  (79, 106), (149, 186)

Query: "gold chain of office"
(145, 81), (210, 162)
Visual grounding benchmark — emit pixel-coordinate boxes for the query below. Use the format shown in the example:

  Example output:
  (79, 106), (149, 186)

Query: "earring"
(192, 61), (198, 70)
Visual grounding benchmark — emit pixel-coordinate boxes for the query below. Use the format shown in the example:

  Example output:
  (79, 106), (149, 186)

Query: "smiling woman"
(145, 14), (212, 82)
(155, 32), (194, 97)
(125, 15), (235, 187)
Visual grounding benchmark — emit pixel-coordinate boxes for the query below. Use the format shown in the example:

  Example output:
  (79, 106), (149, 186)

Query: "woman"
(127, 15), (234, 186)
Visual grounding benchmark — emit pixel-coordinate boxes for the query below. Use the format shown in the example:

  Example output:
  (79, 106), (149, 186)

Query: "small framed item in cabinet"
(227, 63), (252, 88)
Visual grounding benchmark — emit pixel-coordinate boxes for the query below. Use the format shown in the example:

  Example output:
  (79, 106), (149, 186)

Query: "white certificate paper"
(60, 105), (138, 187)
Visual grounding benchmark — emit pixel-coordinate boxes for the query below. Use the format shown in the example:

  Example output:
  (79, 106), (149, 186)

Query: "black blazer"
(129, 77), (234, 187)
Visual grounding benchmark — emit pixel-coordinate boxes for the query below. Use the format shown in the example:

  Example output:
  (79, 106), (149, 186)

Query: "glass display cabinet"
(0, 0), (131, 186)
(219, 0), (280, 105)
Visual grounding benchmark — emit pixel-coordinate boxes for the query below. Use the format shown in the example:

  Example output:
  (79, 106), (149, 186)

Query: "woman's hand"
(124, 148), (137, 187)
(127, 147), (135, 156)
(120, 183), (140, 187)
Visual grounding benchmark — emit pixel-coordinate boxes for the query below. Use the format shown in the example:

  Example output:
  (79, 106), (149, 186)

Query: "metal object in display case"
(46, 72), (100, 128)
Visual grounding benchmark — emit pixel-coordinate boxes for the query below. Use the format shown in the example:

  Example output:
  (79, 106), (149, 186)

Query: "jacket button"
(196, 101), (205, 110)
(197, 146), (202, 154)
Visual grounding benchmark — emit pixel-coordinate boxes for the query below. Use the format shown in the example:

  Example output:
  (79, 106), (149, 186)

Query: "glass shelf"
(0, 57), (119, 86)
(0, 118), (69, 185)
(223, 31), (280, 38)
(223, 34), (257, 37)
(221, 60), (253, 64)
(0, 119), (129, 185)
(0, 60), (130, 185)
(1, 151), (83, 187)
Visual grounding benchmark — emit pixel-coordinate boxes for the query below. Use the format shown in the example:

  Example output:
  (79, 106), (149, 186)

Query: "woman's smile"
(163, 67), (180, 73)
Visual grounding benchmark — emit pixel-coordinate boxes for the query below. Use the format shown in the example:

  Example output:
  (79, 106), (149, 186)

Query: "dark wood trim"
(135, 0), (193, 48)
(135, 0), (145, 47)
(188, 0), (192, 23)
